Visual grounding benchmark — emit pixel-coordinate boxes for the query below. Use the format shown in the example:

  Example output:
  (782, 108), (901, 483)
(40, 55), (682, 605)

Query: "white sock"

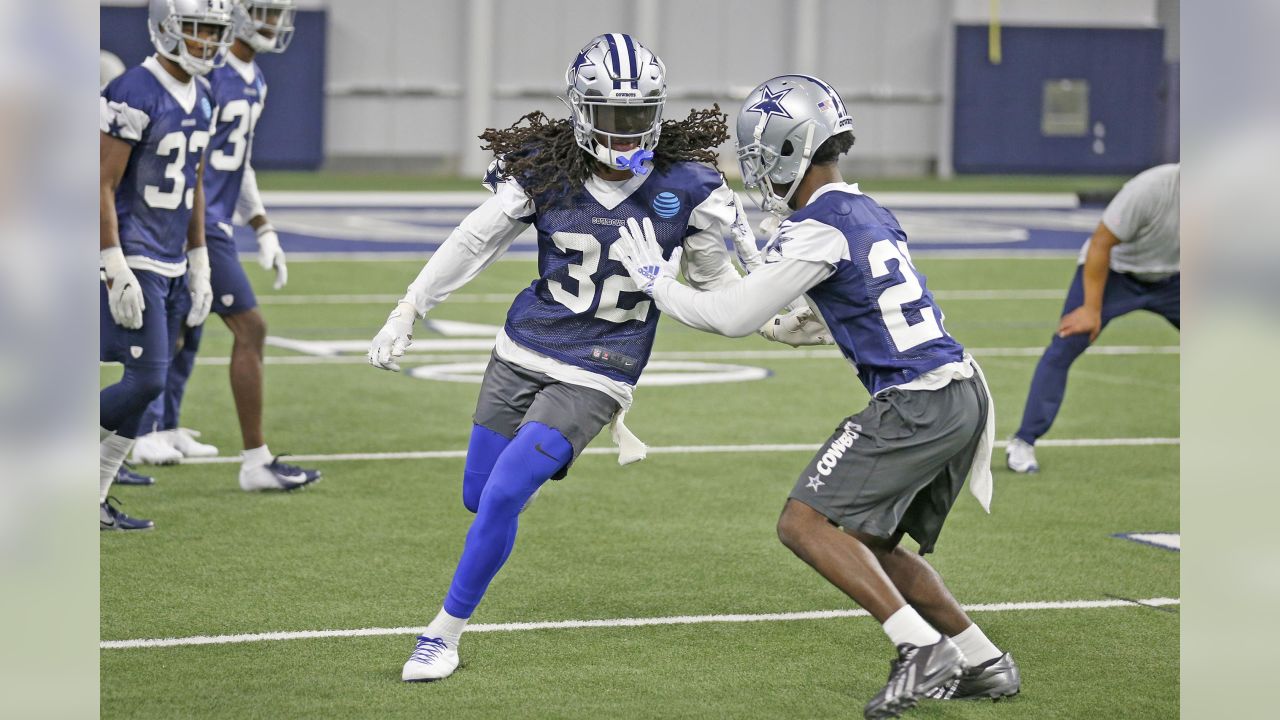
(882, 605), (942, 648)
(424, 608), (468, 647)
(951, 623), (1002, 666)
(100, 431), (135, 503)
(242, 444), (272, 468)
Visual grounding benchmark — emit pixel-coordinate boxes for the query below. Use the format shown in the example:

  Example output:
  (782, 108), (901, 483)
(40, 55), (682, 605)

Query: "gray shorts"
(473, 354), (621, 478)
(788, 376), (989, 554)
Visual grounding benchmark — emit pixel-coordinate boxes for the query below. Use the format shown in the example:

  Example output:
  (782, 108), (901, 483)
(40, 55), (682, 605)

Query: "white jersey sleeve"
(649, 258), (834, 337)
(400, 185), (533, 316)
(680, 180), (740, 291)
(764, 218), (851, 267)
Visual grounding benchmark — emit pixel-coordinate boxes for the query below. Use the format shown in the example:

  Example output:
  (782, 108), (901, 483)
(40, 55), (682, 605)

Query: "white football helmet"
(565, 33), (666, 173)
(233, 0), (297, 54)
(149, 0), (234, 77)
(736, 74), (854, 218)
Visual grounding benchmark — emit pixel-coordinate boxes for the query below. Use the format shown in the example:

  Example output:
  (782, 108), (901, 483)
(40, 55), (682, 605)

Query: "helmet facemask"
(153, 8), (234, 77)
(737, 116), (817, 219)
(568, 89), (665, 172)
(234, 1), (297, 54)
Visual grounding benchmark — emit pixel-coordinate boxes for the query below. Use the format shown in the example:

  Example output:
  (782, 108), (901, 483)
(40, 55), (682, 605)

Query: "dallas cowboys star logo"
(570, 51), (594, 76)
(107, 116), (123, 137)
(806, 475), (824, 491)
(747, 86), (793, 120)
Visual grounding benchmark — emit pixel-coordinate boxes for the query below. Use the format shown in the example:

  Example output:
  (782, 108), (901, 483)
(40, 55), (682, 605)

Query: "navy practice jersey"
(502, 162), (727, 384)
(100, 58), (215, 264)
(765, 185), (965, 394)
(204, 58), (267, 229)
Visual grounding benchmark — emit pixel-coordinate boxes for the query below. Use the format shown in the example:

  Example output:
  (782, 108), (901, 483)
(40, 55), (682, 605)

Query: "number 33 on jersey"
(763, 183), (965, 395)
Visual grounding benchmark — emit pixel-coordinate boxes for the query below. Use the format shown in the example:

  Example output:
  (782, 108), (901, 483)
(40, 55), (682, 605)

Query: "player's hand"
(368, 301), (416, 372)
(102, 246), (145, 330)
(614, 217), (682, 296)
(185, 246), (213, 327)
(256, 224), (288, 290)
(759, 306), (834, 347)
(1057, 306), (1102, 342)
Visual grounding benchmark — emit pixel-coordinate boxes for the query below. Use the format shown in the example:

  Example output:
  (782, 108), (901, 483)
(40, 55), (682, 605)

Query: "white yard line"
(176, 437), (1179, 466)
(172, 344), (1178, 366)
(101, 596), (1177, 650)
(255, 289), (1071, 305)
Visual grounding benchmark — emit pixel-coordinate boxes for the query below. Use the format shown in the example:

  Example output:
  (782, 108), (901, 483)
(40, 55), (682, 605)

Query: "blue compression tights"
(100, 363), (167, 439)
(444, 422), (572, 618)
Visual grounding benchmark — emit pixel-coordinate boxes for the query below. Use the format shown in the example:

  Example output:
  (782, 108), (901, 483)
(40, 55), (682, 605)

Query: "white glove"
(613, 217), (683, 296)
(256, 223), (288, 290)
(102, 246), (145, 330)
(759, 305), (834, 347)
(368, 301), (416, 372)
(186, 246), (213, 327)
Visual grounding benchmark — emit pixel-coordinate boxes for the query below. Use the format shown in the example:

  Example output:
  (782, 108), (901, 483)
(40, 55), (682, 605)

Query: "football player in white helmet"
(613, 75), (1018, 717)
(372, 33), (821, 683)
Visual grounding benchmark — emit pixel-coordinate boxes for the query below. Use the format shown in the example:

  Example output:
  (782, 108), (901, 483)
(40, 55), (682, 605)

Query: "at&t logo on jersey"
(652, 191), (681, 219)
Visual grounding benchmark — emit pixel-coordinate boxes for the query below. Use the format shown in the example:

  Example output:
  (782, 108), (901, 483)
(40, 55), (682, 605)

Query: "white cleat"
(238, 456), (322, 492)
(402, 635), (459, 682)
(172, 427), (219, 458)
(1005, 437), (1040, 474)
(130, 430), (183, 465)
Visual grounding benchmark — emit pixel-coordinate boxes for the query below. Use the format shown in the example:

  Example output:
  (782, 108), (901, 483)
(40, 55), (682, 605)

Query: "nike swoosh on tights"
(533, 443), (561, 462)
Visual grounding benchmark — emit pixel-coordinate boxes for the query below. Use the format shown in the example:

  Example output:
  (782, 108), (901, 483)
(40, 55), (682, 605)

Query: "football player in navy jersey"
(132, 0), (320, 492)
(368, 34), (815, 682)
(615, 76), (1019, 717)
(99, 0), (234, 529)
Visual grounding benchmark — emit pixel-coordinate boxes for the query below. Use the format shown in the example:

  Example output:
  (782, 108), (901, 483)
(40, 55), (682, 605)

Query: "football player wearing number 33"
(613, 76), (1019, 719)
(368, 34), (822, 682)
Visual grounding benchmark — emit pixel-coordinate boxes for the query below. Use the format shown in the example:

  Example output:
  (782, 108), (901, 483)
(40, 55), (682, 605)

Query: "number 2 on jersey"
(868, 239), (944, 352)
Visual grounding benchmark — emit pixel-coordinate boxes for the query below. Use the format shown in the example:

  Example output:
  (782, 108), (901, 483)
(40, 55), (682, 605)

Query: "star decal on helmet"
(570, 50), (594, 76)
(746, 86), (793, 120)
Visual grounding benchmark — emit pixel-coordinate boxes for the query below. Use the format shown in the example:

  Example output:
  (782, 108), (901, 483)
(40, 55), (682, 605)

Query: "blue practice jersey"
(101, 57), (215, 264)
(203, 58), (267, 229)
(766, 185), (965, 394)
(502, 162), (727, 384)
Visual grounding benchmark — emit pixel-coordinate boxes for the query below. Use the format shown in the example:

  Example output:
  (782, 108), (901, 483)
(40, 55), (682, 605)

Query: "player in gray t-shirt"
(1008, 164), (1180, 473)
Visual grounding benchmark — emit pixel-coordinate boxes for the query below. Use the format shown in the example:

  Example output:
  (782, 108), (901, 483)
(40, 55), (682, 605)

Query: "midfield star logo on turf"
(814, 421), (861, 476)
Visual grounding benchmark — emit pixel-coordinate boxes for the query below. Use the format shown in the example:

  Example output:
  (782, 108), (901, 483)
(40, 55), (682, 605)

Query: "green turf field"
(100, 255), (1178, 719)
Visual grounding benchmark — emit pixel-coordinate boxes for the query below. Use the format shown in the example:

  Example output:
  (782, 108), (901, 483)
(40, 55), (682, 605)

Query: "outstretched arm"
(1058, 222), (1119, 341)
(368, 190), (531, 371)
(614, 217), (833, 338)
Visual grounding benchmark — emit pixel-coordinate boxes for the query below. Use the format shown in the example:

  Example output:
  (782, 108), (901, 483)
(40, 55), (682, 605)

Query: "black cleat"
(100, 496), (154, 531)
(115, 462), (155, 486)
(864, 638), (964, 720)
(926, 652), (1021, 701)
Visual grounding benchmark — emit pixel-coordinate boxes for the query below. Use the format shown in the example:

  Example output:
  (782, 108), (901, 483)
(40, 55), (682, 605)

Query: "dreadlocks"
(479, 105), (729, 205)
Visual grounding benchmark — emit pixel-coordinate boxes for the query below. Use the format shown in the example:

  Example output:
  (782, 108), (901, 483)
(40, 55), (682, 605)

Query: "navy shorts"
(100, 269), (189, 369)
(207, 225), (258, 317)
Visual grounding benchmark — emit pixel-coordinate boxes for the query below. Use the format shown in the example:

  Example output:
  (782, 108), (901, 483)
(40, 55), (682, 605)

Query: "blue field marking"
(236, 193), (1102, 257)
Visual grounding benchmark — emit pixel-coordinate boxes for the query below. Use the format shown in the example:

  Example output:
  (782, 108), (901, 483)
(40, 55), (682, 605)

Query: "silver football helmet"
(566, 33), (667, 173)
(149, 0), (234, 77)
(736, 75), (854, 217)
(233, 0), (297, 54)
